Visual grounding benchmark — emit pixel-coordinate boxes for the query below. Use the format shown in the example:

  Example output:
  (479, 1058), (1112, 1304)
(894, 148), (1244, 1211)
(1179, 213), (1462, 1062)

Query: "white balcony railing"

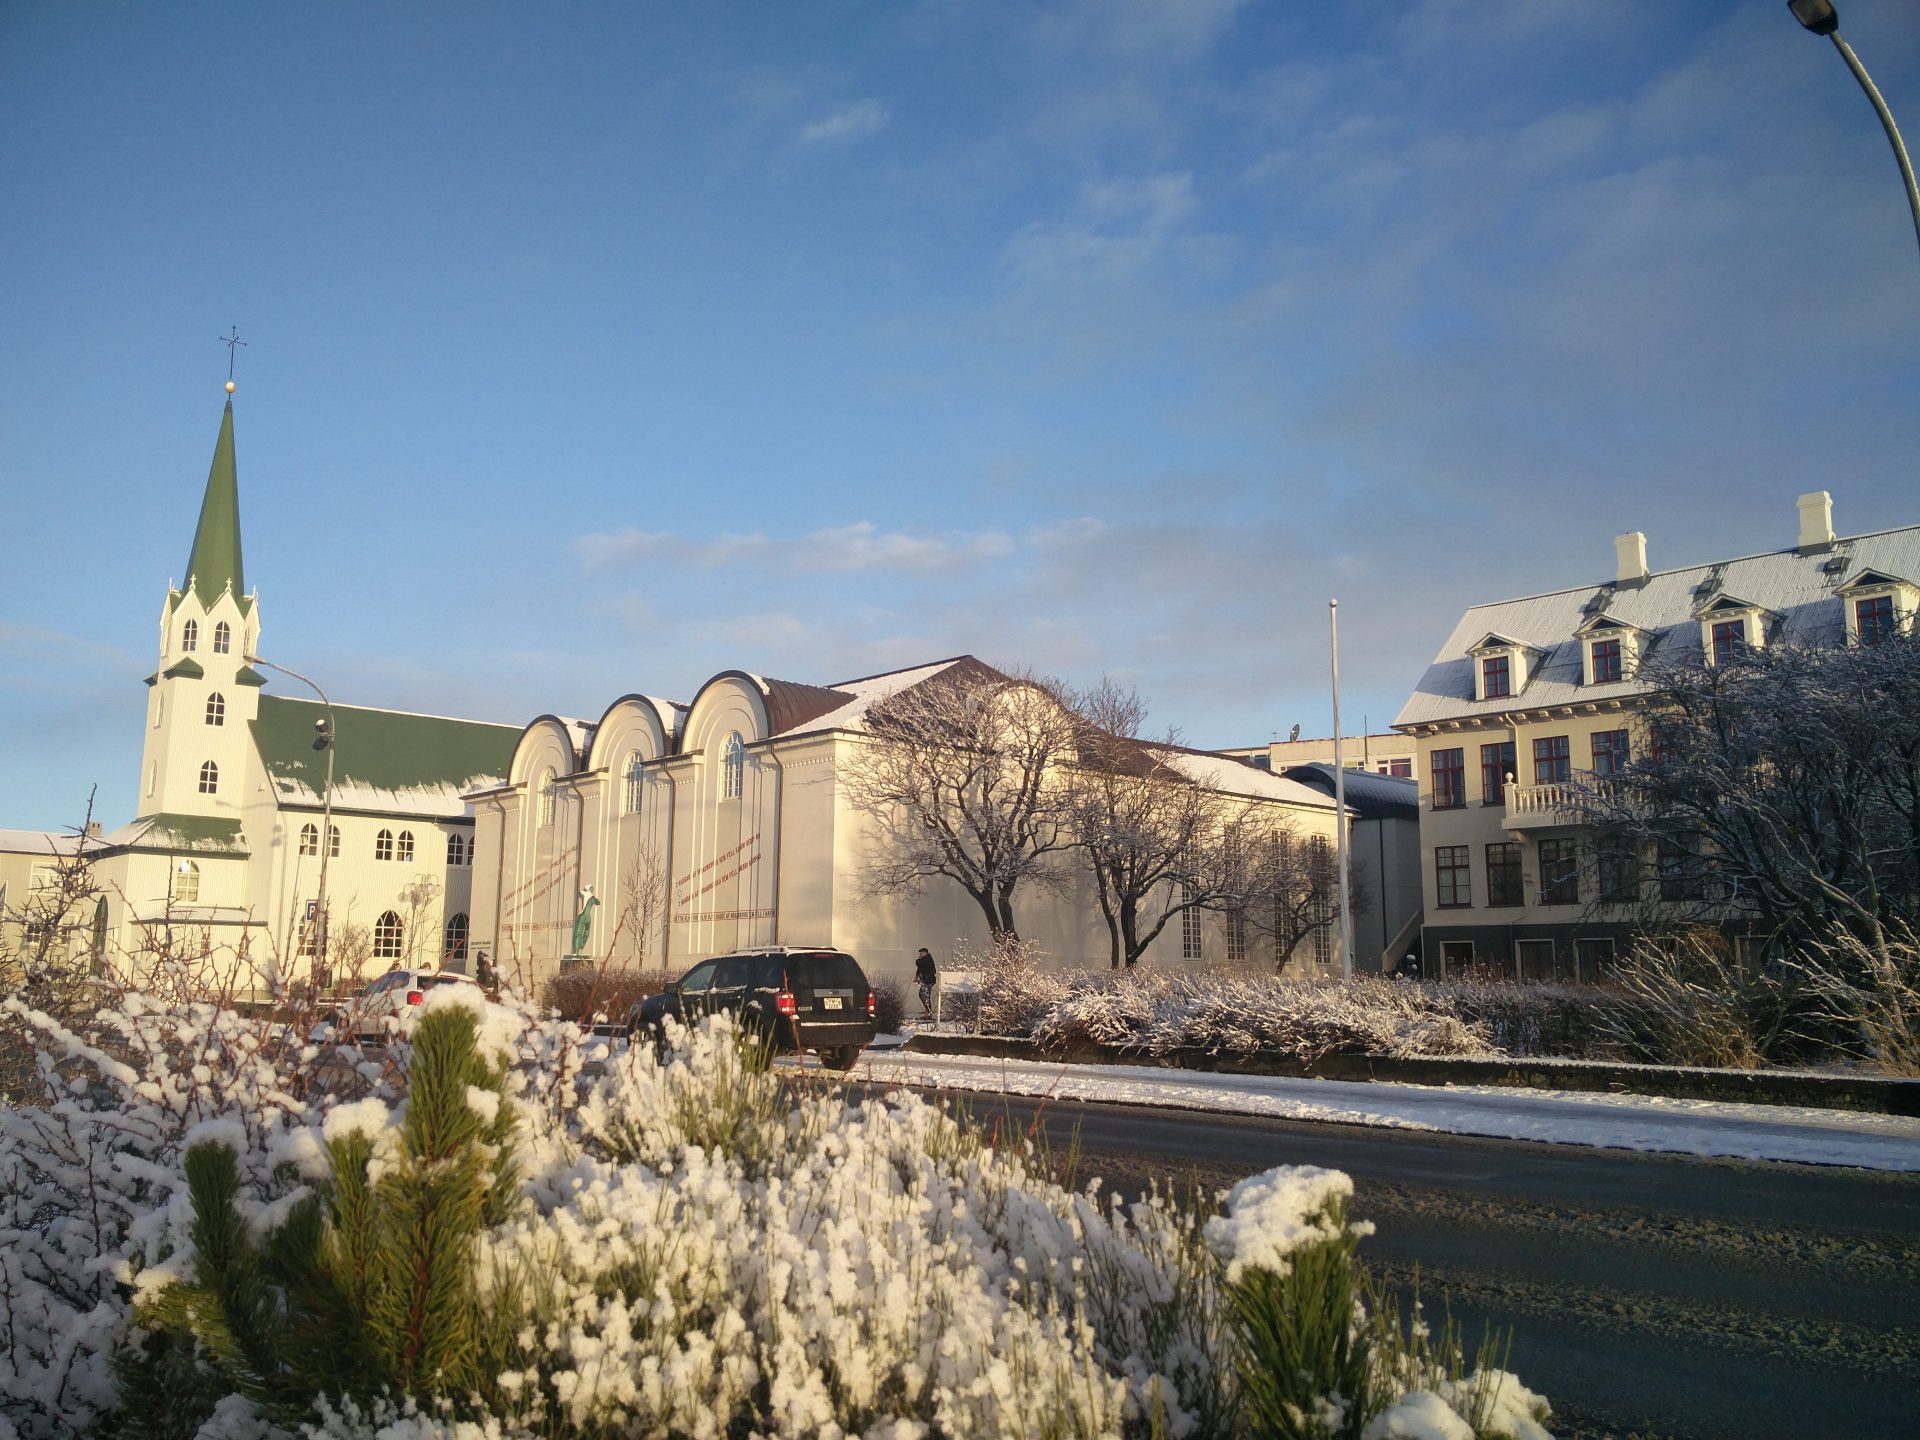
(1503, 777), (1615, 828)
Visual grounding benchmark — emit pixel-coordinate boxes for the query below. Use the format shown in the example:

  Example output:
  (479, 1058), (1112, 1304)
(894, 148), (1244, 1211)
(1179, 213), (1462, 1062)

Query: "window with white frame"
(395, 830), (415, 863)
(625, 752), (646, 814)
(375, 828), (394, 862)
(539, 768), (557, 826)
(722, 733), (745, 800)
(205, 692), (225, 726)
(1180, 882), (1203, 960)
(174, 859), (200, 903)
(181, 619), (198, 653)
(213, 621), (231, 654)
(1468, 636), (1531, 701)
(198, 760), (219, 794)
(327, 824), (340, 858)
(446, 832), (469, 866)
(299, 822), (319, 856)
(372, 910), (404, 960)
(443, 912), (469, 963)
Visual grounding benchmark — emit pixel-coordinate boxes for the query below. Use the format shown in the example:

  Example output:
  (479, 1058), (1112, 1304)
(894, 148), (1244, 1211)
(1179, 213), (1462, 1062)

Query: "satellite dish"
(1288, 724), (1302, 742)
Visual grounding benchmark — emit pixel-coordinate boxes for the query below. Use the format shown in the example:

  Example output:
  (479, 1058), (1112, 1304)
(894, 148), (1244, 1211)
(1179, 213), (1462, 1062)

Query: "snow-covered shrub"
(3, 982), (1554, 1439)
(1024, 971), (1494, 1063)
(1791, 924), (1920, 1076)
(969, 937), (1074, 1037)
(1209, 1170), (1550, 1440)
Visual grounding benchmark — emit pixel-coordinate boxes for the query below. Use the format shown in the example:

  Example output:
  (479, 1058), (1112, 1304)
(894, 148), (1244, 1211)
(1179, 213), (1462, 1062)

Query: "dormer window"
(1466, 634), (1534, 703)
(1694, 596), (1773, 666)
(1839, 571), (1915, 647)
(1710, 619), (1746, 666)
(1574, 613), (1646, 686)
(1480, 654), (1511, 699)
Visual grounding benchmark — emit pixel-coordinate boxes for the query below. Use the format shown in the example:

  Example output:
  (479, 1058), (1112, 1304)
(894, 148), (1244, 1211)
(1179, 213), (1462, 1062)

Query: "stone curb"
(898, 1033), (1920, 1116)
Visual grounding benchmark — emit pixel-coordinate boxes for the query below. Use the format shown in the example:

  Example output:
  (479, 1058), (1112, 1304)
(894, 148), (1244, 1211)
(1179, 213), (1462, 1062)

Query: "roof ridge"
(1460, 520), (1920, 612)
(260, 693), (521, 730)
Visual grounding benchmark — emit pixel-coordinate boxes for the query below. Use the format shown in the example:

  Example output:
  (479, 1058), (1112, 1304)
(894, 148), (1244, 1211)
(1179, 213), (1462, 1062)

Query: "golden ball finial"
(225, 380), (236, 393)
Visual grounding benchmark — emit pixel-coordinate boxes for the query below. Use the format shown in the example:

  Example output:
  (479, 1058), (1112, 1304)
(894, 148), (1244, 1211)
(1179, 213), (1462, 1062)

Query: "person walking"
(914, 946), (938, 1021)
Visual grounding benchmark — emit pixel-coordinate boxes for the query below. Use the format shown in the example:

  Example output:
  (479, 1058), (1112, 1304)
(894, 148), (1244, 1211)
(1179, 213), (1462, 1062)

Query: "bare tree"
(607, 843), (669, 966)
(399, 874), (443, 965)
(1068, 679), (1244, 968)
(1231, 827), (1344, 973)
(1567, 632), (1920, 960)
(842, 659), (1080, 941)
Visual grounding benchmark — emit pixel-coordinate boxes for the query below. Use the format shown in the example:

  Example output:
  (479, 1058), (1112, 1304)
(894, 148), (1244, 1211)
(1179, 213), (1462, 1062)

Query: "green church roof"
(111, 812), (249, 856)
(250, 693), (521, 816)
(181, 399), (246, 609)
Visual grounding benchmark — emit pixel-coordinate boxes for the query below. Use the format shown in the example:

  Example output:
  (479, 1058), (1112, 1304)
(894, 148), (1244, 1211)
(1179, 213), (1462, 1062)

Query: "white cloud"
(577, 520), (1012, 576)
(1003, 172), (1200, 286)
(798, 98), (888, 146)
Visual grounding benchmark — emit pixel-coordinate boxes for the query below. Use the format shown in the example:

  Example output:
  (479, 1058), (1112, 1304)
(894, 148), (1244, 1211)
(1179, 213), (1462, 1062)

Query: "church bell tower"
(137, 385), (266, 824)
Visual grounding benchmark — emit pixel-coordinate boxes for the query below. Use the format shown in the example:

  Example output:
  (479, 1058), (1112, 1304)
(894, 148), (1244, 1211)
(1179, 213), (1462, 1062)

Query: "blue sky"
(4, 0), (1917, 831)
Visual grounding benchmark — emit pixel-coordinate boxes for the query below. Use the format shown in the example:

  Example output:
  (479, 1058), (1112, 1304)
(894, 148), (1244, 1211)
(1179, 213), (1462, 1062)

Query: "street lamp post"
(1787, 0), (1920, 259)
(245, 655), (336, 985)
(1329, 599), (1354, 981)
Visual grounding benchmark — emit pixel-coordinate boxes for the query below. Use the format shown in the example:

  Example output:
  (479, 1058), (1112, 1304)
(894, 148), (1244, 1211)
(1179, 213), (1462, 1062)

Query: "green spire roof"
(182, 399), (245, 608)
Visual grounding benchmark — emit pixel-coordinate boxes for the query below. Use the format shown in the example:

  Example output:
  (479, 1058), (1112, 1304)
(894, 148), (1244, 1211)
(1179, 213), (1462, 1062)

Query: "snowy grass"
(0, 980), (1554, 1440)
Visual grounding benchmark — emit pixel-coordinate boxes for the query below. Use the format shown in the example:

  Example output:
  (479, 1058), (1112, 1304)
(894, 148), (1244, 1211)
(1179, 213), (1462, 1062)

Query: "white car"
(325, 968), (481, 1042)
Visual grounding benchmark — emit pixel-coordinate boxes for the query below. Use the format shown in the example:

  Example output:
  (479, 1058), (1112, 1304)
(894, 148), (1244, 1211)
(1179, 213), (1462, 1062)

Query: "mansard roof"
(1395, 518), (1920, 729)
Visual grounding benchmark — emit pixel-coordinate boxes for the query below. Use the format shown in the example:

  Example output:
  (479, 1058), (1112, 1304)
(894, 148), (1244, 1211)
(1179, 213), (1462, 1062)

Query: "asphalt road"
(950, 1092), (1920, 1440)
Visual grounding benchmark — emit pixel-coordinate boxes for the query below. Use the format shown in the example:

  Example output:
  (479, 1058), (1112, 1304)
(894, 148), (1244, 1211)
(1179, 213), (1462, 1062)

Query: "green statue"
(570, 885), (599, 956)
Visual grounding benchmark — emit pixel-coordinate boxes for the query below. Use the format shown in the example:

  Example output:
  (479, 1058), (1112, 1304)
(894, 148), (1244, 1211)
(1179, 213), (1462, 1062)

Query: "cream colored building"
(1393, 493), (1920, 980)
(73, 393), (520, 992)
(1222, 732), (1416, 779)
(467, 660), (1347, 992)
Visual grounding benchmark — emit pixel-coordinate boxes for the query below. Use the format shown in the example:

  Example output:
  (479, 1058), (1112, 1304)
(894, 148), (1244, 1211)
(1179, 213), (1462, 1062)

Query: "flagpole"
(1329, 599), (1354, 980)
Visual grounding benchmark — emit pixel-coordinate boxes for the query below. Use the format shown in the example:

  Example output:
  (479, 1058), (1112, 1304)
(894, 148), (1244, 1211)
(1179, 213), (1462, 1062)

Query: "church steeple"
(181, 397), (245, 609)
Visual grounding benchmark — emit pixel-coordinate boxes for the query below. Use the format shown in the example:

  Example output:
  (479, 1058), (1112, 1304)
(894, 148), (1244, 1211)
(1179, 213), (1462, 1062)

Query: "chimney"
(1614, 531), (1648, 587)
(1797, 491), (1834, 553)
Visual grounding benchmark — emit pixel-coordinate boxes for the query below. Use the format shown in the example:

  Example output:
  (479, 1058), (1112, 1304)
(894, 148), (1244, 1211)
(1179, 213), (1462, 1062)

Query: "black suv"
(627, 946), (877, 1070)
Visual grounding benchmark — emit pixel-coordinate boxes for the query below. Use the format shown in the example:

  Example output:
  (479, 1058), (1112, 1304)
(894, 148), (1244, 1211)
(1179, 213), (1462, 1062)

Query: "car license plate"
(822, 996), (843, 1011)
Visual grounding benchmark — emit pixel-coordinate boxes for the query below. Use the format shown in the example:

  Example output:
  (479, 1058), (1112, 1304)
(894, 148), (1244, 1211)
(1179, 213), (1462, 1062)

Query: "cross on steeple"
(219, 326), (247, 383)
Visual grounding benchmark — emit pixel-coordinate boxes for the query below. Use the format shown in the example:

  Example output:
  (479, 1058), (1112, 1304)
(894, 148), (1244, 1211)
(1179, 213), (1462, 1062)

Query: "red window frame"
(1532, 735), (1570, 785)
(1856, 595), (1893, 646)
(1591, 729), (1629, 777)
(1431, 748), (1466, 809)
(1589, 638), (1621, 684)
(1711, 619), (1745, 665)
(1435, 845), (1471, 908)
(1480, 741), (1515, 804)
(1480, 654), (1510, 699)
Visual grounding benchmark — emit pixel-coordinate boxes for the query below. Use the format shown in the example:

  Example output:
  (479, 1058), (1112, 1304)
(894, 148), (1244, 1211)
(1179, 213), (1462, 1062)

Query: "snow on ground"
(846, 1048), (1920, 1172)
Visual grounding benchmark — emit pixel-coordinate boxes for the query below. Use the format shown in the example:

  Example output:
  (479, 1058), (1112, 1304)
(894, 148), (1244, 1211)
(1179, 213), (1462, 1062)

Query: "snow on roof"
(775, 657), (975, 736)
(1155, 749), (1340, 810)
(1395, 521), (1920, 729)
(0, 828), (108, 857)
(253, 694), (520, 818)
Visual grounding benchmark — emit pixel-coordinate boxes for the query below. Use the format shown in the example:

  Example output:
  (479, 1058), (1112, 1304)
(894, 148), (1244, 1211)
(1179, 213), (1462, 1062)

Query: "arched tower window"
(375, 828), (394, 861)
(625, 752), (645, 814)
(396, 830), (415, 863)
(181, 619), (198, 653)
(723, 732), (746, 801)
(212, 621), (231, 654)
(372, 910), (404, 960)
(538, 768), (557, 826)
(174, 860), (200, 903)
(198, 760), (219, 794)
(299, 822), (319, 856)
(443, 912), (469, 963)
(205, 692), (226, 726)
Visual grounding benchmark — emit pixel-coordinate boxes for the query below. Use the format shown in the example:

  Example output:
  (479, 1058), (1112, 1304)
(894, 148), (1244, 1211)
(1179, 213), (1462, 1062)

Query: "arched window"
(723, 732), (745, 801)
(174, 859), (200, 903)
(153, 694), (164, 729)
(327, 824), (341, 858)
(375, 828), (394, 861)
(538, 768), (557, 826)
(625, 752), (646, 814)
(181, 619), (198, 653)
(299, 822), (319, 856)
(372, 910), (404, 960)
(212, 621), (231, 654)
(446, 832), (465, 866)
(198, 760), (219, 794)
(443, 912), (469, 963)
(205, 692), (226, 726)
(396, 830), (415, 863)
